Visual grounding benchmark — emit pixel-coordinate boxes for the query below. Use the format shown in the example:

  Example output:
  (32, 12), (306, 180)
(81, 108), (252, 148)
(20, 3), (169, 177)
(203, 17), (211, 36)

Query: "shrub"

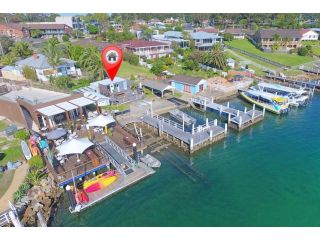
(124, 52), (139, 65)
(14, 129), (30, 140)
(22, 66), (37, 81)
(298, 47), (308, 56)
(19, 182), (31, 195)
(26, 169), (47, 186)
(62, 35), (70, 42)
(13, 190), (23, 203)
(28, 156), (45, 169)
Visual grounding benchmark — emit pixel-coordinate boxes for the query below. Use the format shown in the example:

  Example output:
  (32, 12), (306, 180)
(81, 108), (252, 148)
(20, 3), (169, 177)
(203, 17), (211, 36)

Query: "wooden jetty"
(141, 111), (227, 154)
(265, 75), (318, 92)
(69, 136), (155, 213)
(191, 97), (264, 131)
(70, 162), (155, 213)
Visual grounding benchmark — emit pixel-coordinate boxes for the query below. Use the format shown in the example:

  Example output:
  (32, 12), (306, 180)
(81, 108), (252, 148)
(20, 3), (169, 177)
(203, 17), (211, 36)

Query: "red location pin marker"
(101, 45), (123, 81)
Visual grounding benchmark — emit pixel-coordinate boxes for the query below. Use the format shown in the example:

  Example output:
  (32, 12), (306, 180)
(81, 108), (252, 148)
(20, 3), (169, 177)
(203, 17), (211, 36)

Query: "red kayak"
(74, 190), (89, 204)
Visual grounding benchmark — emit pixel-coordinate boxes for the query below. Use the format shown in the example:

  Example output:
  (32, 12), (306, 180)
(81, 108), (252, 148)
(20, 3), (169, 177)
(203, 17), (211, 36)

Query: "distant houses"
(152, 30), (223, 50)
(0, 23), (72, 39)
(1, 53), (81, 82)
(190, 31), (223, 51)
(119, 39), (173, 59)
(223, 28), (246, 39)
(170, 75), (207, 94)
(251, 28), (319, 52)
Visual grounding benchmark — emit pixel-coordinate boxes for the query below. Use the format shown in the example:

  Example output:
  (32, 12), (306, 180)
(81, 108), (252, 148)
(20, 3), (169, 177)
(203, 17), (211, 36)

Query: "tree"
(51, 76), (71, 89)
(87, 24), (99, 34)
(62, 43), (84, 61)
(14, 129), (29, 140)
(0, 35), (14, 54)
(182, 31), (195, 49)
(182, 59), (199, 71)
(43, 37), (62, 70)
(10, 42), (33, 58)
(150, 60), (167, 76)
(124, 51), (139, 65)
(70, 30), (84, 39)
(0, 53), (16, 65)
(204, 44), (227, 70)
(223, 33), (234, 41)
(30, 29), (42, 38)
(298, 46), (312, 56)
(140, 26), (154, 40)
(62, 35), (70, 42)
(79, 46), (105, 80)
(22, 66), (37, 81)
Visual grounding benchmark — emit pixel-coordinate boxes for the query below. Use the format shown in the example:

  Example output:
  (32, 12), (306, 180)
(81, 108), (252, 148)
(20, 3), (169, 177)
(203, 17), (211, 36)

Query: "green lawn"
(118, 61), (155, 79)
(0, 137), (23, 167)
(0, 120), (7, 132)
(0, 170), (15, 198)
(167, 61), (219, 79)
(225, 39), (314, 67)
(302, 40), (320, 56)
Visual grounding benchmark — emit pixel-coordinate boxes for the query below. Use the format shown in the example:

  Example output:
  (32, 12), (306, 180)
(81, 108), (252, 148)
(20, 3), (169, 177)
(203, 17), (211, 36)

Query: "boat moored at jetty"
(255, 82), (310, 107)
(239, 89), (290, 114)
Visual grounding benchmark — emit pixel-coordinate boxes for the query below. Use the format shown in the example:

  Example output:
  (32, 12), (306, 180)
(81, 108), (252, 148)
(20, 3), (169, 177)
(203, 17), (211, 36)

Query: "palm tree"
(9, 42), (33, 58)
(78, 46), (105, 80)
(204, 44), (227, 70)
(43, 37), (62, 70)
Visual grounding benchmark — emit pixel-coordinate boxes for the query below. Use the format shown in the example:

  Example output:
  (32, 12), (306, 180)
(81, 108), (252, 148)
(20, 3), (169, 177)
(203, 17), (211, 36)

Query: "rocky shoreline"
(15, 173), (63, 227)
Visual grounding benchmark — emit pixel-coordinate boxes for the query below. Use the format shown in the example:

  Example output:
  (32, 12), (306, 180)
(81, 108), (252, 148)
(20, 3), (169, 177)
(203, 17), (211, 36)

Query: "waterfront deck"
(70, 162), (155, 213)
(191, 97), (264, 131)
(141, 112), (227, 153)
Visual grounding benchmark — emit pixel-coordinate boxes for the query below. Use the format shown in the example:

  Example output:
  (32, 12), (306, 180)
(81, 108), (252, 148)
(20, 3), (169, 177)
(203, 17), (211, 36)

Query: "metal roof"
(143, 80), (174, 92)
(69, 97), (95, 107)
(164, 31), (183, 39)
(37, 105), (65, 117)
(55, 101), (78, 111)
(190, 31), (222, 40)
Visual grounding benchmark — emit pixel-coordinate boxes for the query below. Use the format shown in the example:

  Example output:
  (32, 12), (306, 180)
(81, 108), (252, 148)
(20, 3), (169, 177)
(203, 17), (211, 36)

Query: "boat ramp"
(191, 97), (264, 131)
(141, 111), (227, 153)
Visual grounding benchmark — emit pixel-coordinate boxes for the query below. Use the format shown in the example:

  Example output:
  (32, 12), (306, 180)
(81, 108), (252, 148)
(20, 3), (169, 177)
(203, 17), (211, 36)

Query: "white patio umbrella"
(87, 114), (115, 127)
(56, 138), (94, 162)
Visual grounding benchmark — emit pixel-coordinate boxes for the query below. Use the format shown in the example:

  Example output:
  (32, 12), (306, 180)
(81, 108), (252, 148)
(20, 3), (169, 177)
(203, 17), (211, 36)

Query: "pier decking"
(141, 112), (227, 153)
(191, 97), (264, 131)
(70, 162), (155, 213)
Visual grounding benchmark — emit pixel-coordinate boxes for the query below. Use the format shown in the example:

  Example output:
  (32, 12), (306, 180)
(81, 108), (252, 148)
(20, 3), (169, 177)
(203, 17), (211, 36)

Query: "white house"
(300, 29), (319, 41)
(15, 54), (81, 82)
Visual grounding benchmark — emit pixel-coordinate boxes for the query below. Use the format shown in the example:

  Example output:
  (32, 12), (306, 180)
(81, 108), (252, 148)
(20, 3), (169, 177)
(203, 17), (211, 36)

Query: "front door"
(199, 84), (204, 92)
(184, 85), (190, 93)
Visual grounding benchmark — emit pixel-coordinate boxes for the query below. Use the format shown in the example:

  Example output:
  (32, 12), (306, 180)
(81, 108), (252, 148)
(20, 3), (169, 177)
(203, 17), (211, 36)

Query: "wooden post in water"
(227, 102), (230, 108)
(224, 123), (228, 134)
(244, 107), (247, 113)
(262, 108), (265, 117)
(228, 113), (231, 123)
(204, 99), (207, 110)
(237, 110), (239, 117)
(253, 104), (256, 111)
(209, 130), (213, 141)
(190, 138), (194, 152)
(239, 116), (242, 129)
(206, 118), (209, 127)
(182, 114), (185, 132)
(192, 124), (195, 134)
(214, 119), (217, 126)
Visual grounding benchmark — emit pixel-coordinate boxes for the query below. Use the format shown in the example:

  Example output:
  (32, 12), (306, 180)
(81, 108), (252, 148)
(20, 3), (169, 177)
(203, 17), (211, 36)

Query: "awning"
(87, 114), (115, 127)
(55, 101), (78, 111)
(56, 138), (94, 156)
(69, 97), (95, 107)
(37, 105), (65, 117)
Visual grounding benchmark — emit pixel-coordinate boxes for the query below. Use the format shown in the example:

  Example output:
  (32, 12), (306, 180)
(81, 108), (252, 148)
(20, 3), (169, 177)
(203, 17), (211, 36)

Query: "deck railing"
(151, 112), (184, 131)
(94, 141), (126, 175)
(104, 136), (136, 167)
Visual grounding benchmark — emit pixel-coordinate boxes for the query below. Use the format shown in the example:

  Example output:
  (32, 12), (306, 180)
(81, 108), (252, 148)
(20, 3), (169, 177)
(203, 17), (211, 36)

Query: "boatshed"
(142, 80), (174, 97)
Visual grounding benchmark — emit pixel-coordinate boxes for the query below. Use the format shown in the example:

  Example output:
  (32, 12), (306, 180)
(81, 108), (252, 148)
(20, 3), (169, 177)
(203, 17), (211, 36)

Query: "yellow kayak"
(84, 171), (117, 193)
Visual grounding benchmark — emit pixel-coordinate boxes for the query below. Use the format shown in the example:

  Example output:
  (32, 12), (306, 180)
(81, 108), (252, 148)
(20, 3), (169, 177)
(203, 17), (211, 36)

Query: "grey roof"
(16, 54), (75, 69)
(143, 80), (173, 92)
(164, 31), (183, 39)
(190, 31), (222, 40)
(254, 29), (303, 39)
(170, 75), (203, 85)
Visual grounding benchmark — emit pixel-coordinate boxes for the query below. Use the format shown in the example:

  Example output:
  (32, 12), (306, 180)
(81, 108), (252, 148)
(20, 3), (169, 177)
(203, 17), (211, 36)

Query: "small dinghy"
(140, 154), (161, 168)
